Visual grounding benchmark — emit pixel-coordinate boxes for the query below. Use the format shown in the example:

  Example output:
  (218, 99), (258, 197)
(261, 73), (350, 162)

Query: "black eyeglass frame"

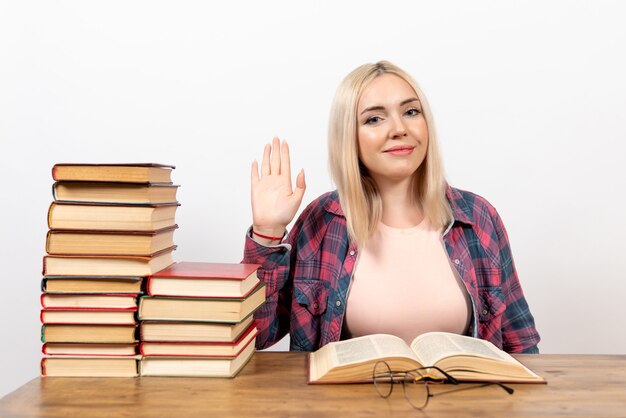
(372, 360), (515, 410)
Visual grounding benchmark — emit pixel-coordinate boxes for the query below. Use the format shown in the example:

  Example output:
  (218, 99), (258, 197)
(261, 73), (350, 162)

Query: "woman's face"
(356, 74), (428, 186)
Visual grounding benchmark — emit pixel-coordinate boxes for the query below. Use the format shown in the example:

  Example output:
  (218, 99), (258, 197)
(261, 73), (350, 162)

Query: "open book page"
(410, 332), (514, 367)
(334, 334), (418, 366)
(316, 334), (418, 370)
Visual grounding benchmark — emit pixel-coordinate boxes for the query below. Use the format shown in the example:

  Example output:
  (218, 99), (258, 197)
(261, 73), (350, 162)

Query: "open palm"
(251, 137), (306, 237)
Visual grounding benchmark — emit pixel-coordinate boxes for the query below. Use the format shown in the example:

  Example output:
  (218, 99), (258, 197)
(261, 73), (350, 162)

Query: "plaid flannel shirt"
(243, 185), (540, 354)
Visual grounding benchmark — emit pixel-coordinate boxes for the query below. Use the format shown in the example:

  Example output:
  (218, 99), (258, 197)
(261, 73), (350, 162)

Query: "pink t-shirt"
(343, 219), (471, 344)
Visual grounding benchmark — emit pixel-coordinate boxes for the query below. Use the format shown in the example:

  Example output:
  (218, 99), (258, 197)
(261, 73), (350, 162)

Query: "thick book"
(47, 202), (179, 231)
(139, 337), (256, 377)
(41, 356), (140, 377)
(42, 277), (143, 294)
(42, 246), (176, 277)
(46, 226), (177, 256)
(41, 324), (137, 343)
(52, 181), (179, 204)
(42, 342), (138, 357)
(139, 323), (258, 357)
(52, 163), (175, 183)
(41, 293), (138, 309)
(40, 308), (138, 325)
(138, 282), (266, 323)
(146, 261), (261, 298)
(140, 314), (255, 343)
(308, 332), (545, 384)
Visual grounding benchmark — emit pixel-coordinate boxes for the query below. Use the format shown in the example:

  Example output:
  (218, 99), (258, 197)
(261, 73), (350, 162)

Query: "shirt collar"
(445, 184), (474, 226)
(323, 191), (345, 216)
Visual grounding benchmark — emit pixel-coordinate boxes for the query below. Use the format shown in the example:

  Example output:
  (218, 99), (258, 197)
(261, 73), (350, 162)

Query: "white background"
(1, 0), (625, 397)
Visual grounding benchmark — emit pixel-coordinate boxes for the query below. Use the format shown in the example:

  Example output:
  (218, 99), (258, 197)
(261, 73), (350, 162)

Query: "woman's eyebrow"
(359, 97), (420, 115)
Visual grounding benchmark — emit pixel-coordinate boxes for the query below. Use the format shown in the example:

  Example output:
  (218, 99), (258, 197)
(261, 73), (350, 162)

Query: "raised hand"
(251, 137), (306, 243)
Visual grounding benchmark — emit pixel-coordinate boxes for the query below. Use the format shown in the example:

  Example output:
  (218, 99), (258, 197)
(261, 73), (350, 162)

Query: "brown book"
(42, 342), (138, 356)
(146, 262), (260, 298)
(52, 181), (179, 204)
(52, 163), (174, 183)
(41, 356), (140, 377)
(138, 282), (266, 323)
(42, 246), (176, 277)
(46, 226), (177, 256)
(41, 324), (137, 343)
(40, 309), (137, 325)
(47, 202), (179, 231)
(140, 314), (255, 343)
(41, 293), (138, 309)
(139, 338), (255, 377)
(140, 323), (258, 357)
(308, 332), (545, 384)
(42, 277), (143, 294)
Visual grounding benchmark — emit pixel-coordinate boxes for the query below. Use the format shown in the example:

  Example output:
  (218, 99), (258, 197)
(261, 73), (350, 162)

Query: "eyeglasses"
(372, 361), (515, 410)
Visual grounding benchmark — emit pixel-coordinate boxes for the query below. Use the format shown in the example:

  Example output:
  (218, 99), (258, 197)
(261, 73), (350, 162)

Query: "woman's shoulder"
(300, 190), (344, 218)
(446, 185), (500, 223)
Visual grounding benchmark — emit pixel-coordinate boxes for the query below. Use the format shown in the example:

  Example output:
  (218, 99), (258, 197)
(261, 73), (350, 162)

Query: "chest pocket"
(294, 278), (329, 316)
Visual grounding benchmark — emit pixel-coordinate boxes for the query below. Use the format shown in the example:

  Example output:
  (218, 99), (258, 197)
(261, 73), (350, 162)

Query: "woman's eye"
(365, 116), (382, 125)
(405, 108), (421, 117)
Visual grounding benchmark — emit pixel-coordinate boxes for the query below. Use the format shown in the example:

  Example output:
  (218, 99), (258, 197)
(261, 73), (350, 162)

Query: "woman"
(244, 61), (540, 354)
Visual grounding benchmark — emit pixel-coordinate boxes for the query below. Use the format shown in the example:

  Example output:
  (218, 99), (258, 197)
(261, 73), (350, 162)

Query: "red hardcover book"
(139, 322), (258, 357)
(40, 307), (138, 325)
(40, 293), (138, 309)
(146, 261), (261, 298)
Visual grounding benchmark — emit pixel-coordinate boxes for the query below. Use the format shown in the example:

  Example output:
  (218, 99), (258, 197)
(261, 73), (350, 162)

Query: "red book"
(139, 322), (258, 357)
(146, 261), (261, 298)
(41, 293), (138, 309)
(40, 308), (138, 325)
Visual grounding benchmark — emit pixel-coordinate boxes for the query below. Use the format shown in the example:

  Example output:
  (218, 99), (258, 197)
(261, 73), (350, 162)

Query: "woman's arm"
(244, 137), (306, 349)
(491, 208), (541, 353)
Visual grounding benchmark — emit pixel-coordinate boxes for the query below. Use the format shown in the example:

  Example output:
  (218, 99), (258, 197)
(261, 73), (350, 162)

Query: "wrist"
(252, 225), (286, 239)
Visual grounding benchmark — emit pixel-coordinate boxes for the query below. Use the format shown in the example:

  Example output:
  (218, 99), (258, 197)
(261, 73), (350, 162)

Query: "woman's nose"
(389, 115), (407, 139)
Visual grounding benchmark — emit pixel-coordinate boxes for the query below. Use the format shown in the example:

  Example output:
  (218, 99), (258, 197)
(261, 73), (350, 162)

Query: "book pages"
(410, 332), (512, 366)
(331, 334), (417, 366)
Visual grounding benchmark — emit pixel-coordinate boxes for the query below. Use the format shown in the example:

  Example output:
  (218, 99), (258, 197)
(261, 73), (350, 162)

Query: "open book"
(308, 332), (545, 384)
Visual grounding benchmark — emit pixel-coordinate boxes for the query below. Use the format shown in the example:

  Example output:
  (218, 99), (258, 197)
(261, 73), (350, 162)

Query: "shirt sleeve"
(491, 208), (541, 353)
(242, 206), (313, 350)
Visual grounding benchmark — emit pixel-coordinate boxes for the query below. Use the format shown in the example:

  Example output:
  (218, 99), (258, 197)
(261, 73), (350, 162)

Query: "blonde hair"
(328, 61), (452, 247)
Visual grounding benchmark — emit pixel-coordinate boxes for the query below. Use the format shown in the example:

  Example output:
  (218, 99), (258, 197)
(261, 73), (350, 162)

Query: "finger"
(294, 169), (306, 201)
(261, 143), (271, 176)
(270, 136), (281, 175)
(281, 141), (292, 188)
(251, 160), (259, 185)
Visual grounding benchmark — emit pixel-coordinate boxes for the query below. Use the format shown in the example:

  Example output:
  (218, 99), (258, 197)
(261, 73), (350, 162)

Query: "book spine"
(41, 325), (46, 343)
(40, 358), (47, 376)
(145, 276), (153, 296)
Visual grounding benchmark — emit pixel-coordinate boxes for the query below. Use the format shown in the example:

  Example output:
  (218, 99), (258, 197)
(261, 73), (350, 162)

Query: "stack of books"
(138, 262), (265, 377)
(40, 163), (179, 377)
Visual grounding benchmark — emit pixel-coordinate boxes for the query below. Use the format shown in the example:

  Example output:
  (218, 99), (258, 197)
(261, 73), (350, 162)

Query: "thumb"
(294, 169), (306, 200)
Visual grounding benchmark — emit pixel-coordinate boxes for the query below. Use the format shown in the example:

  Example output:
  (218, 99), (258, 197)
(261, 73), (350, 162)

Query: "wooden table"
(1, 353), (625, 417)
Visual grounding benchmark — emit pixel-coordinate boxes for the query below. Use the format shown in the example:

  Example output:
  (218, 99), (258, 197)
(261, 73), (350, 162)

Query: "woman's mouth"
(384, 145), (415, 156)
